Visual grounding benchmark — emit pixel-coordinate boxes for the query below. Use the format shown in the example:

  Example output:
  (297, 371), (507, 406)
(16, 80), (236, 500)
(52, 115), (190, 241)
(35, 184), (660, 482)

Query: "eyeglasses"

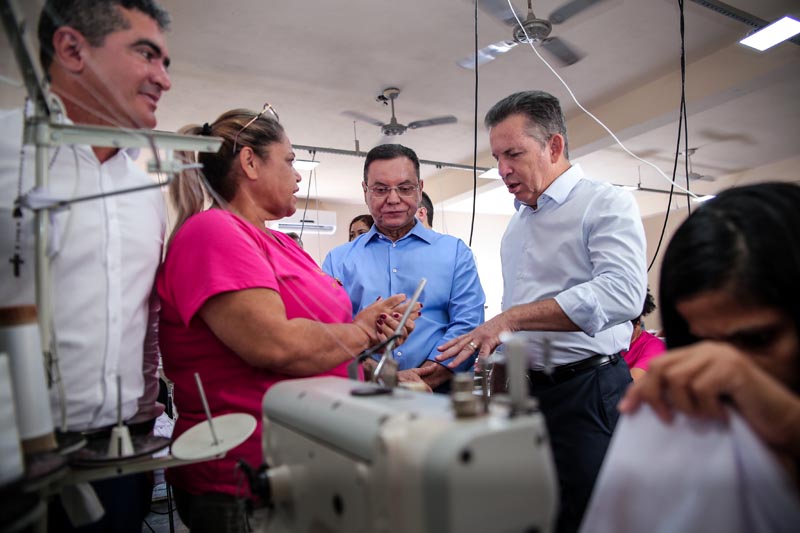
(232, 102), (280, 154)
(366, 184), (420, 198)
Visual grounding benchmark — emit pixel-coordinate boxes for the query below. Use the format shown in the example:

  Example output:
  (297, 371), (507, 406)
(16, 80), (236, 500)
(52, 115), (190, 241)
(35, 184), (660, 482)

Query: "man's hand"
(436, 313), (514, 369)
(397, 365), (435, 393)
(415, 360), (453, 390)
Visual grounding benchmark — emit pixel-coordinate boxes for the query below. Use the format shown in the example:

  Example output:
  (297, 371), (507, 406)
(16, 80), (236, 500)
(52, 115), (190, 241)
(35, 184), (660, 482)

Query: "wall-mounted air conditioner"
(268, 210), (337, 235)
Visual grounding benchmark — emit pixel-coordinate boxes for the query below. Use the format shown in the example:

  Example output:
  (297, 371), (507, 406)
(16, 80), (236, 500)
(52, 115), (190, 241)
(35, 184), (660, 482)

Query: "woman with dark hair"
(621, 182), (800, 450)
(583, 183), (800, 532)
(621, 287), (665, 380)
(158, 108), (418, 532)
(348, 213), (373, 241)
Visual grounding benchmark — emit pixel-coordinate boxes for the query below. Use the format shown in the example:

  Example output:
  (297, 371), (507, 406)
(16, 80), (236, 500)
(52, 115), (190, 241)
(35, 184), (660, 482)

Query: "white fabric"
(500, 164), (647, 366)
(0, 107), (165, 431)
(581, 405), (800, 533)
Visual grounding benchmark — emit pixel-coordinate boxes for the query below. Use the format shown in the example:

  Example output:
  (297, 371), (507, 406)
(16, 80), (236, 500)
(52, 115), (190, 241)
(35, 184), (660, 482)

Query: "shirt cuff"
(555, 287), (608, 337)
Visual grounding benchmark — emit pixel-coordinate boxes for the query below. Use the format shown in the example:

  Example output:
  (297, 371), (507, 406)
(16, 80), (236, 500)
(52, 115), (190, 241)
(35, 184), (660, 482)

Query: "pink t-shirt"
(158, 209), (354, 496)
(621, 329), (666, 371)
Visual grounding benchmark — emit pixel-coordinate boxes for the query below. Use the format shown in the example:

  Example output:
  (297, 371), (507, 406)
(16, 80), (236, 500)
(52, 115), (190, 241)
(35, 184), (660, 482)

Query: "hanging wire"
(468, 0), (480, 247)
(647, 0), (691, 272)
(505, 0), (698, 199)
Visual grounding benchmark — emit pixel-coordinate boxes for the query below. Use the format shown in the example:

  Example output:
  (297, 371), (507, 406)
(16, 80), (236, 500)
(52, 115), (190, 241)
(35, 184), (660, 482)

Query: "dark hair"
(420, 191), (434, 226)
(169, 109), (285, 241)
(349, 214), (374, 241)
(38, 0), (171, 74)
(633, 287), (657, 326)
(350, 214), (374, 229)
(484, 90), (569, 159)
(659, 182), (800, 349)
(363, 144), (420, 183)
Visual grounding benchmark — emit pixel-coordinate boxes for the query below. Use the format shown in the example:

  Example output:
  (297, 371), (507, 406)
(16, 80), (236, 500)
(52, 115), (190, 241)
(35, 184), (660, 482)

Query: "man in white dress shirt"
(438, 90), (647, 533)
(0, 1), (172, 531)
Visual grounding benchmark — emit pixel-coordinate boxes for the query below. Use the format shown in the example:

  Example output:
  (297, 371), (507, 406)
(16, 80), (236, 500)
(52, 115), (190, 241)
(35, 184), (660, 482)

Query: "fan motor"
(514, 19), (552, 43)
(382, 123), (406, 136)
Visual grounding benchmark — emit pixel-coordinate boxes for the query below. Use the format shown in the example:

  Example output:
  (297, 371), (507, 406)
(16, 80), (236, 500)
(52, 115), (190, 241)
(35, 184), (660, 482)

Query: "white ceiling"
(2, 0), (798, 218)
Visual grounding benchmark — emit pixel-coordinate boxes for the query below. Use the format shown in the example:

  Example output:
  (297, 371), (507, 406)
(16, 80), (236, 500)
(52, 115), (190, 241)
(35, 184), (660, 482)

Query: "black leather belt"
(527, 353), (619, 386)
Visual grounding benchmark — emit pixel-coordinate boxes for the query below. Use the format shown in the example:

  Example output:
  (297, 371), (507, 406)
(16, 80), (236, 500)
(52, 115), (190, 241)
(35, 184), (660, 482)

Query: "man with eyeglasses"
(0, 1), (172, 531)
(323, 144), (485, 392)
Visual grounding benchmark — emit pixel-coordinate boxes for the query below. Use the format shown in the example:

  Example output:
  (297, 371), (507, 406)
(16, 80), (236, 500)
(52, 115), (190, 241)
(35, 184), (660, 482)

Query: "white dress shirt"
(0, 107), (165, 431)
(500, 164), (647, 367)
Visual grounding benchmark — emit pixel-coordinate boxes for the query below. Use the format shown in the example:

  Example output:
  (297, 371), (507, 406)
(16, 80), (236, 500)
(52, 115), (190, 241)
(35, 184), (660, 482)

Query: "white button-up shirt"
(501, 164), (647, 367)
(0, 108), (165, 431)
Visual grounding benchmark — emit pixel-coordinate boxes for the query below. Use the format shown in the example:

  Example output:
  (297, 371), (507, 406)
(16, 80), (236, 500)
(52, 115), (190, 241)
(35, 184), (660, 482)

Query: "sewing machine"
(259, 354), (557, 533)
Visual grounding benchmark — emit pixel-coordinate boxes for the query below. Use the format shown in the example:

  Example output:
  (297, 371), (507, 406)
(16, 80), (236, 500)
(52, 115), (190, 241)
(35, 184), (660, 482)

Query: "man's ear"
(51, 27), (87, 74)
(549, 134), (565, 163)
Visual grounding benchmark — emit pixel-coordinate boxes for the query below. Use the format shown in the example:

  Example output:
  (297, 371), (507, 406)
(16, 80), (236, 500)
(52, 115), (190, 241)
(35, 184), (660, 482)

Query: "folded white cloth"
(581, 405), (800, 533)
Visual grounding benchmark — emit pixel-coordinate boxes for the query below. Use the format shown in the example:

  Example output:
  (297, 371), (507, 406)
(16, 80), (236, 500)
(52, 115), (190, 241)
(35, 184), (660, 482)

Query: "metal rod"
(373, 278), (427, 384)
(292, 144), (492, 173)
(116, 375), (123, 427)
(20, 179), (172, 212)
(194, 372), (219, 446)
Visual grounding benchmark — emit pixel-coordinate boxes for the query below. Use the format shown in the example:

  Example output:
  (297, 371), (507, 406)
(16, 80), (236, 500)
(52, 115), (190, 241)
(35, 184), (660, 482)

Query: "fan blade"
(341, 110), (385, 127)
(549, 0), (608, 24)
(540, 36), (583, 66)
(407, 116), (457, 130)
(456, 40), (518, 70)
(477, 0), (522, 27)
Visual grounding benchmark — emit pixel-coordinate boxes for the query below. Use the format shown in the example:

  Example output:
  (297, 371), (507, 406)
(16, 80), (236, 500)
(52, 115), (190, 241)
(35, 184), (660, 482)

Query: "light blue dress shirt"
(501, 163), (647, 368)
(323, 220), (485, 372)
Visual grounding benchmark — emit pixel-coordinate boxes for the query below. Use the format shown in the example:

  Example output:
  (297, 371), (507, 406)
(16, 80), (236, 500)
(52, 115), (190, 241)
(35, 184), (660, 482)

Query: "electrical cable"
(297, 150), (317, 243)
(468, 0), (479, 247)
(505, 0), (699, 199)
(647, 0), (691, 272)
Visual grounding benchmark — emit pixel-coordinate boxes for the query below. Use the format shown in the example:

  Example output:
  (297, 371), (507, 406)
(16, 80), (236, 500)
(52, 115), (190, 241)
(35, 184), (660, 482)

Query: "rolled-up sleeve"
(555, 188), (646, 336)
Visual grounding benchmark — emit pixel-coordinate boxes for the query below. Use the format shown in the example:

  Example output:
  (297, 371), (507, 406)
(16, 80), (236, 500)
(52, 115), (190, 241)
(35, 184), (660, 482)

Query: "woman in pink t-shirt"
(621, 288), (666, 380)
(157, 108), (419, 532)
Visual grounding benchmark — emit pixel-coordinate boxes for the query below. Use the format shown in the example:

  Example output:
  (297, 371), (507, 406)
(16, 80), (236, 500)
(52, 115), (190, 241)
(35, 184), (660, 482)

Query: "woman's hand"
(353, 295), (421, 346)
(619, 341), (800, 456)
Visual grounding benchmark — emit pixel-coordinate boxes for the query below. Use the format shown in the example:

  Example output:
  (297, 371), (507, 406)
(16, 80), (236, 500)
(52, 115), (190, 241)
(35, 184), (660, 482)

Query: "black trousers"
(173, 486), (255, 533)
(529, 356), (632, 533)
(47, 473), (152, 533)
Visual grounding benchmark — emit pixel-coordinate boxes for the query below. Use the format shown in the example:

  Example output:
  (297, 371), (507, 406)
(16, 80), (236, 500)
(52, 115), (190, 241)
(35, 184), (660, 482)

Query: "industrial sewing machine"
(252, 335), (558, 533)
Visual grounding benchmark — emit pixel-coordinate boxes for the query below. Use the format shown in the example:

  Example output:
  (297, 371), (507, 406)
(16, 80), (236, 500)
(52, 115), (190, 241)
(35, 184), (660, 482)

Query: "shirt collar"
(54, 94), (141, 160)
(364, 219), (433, 245)
(540, 163), (585, 206)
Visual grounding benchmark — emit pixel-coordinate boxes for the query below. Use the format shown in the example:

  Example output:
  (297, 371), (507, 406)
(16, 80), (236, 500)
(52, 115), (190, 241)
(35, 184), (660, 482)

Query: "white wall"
(287, 199), (511, 319)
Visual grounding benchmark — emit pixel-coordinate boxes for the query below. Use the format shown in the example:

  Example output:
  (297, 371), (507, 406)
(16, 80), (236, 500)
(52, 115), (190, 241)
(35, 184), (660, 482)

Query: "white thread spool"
(0, 353), (24, 486)
(0, 306), (56, 453)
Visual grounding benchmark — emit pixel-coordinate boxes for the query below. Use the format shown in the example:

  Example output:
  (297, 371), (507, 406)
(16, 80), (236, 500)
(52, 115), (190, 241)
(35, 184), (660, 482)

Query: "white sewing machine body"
(261, 376), (557, 533)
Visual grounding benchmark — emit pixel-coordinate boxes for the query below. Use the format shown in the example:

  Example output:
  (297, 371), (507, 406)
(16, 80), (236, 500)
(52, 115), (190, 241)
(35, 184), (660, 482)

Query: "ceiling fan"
(342, 87), (457, 139)
(457, 0), (609, 69)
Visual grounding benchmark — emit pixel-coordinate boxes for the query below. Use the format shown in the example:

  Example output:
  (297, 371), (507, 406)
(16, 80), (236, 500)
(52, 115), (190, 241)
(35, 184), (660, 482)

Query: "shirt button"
(396, 351), (402, 356)
(392, 268), (397, 273)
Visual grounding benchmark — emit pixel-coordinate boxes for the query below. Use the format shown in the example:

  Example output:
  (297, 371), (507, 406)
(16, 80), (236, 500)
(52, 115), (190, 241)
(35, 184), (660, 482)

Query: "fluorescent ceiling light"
(616, 184), (639, 192)
(479, 168), (502, 179)
(293, 159), (320, 171)
(740, 16), (800, 51)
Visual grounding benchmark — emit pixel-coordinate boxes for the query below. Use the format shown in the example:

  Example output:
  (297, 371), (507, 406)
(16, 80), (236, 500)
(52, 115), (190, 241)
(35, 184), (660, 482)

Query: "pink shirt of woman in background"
(622, 329), (666, 372)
